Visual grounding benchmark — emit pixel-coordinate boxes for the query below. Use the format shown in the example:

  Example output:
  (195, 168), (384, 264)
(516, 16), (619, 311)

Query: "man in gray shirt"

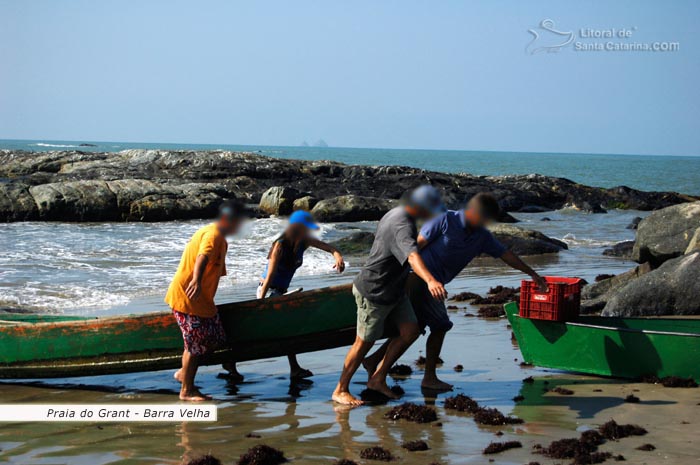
(332, 186), (448, 405)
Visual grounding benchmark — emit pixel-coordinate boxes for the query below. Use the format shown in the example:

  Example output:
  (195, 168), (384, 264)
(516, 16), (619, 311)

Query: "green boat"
(0, 284), (357, 379)
(505, 301), (700, 381)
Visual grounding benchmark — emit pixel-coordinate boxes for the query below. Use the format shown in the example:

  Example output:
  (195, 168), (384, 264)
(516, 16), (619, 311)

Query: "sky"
(0, 1), (698, 155)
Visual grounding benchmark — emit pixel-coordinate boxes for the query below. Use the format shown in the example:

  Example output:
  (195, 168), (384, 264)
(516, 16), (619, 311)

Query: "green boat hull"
(0, 284), (357, 379)
(505, 302), (700, 381)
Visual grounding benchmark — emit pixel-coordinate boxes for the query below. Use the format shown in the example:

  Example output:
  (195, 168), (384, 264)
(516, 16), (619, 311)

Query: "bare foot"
(173, 369), (184, 383)
(421, 377), (453, 391)
(366, 378), (400, 400)
(179, 389), (212, 402)
(362, 357), (379, 379)
(332, 390), (364, 406)
(290, 367), (314, 379)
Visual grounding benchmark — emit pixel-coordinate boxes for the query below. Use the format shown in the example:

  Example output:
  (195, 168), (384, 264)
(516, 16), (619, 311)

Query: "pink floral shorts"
(172, 310), (227, 356)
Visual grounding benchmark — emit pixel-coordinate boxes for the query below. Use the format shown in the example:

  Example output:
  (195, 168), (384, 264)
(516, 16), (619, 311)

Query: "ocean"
(2, 139), (699, 195)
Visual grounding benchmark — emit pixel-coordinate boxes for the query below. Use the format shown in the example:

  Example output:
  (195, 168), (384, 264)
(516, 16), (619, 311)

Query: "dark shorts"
(406, 273), (454, 333)
(172, 310), (227, 356)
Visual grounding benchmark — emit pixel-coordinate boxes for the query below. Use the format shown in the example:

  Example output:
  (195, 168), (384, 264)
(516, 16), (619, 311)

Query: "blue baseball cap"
(289, 210), (319, 230)
(409, 185), (447, 214)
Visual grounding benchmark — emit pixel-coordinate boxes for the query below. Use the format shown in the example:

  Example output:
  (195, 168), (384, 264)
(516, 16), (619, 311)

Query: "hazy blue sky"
(1, 1), (698, 155)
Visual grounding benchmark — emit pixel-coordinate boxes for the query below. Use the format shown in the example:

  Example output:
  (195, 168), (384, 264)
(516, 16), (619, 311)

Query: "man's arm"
(408, 251), (447, 301)
(500, 250), (548, 292)
(185, 254), (209, 300)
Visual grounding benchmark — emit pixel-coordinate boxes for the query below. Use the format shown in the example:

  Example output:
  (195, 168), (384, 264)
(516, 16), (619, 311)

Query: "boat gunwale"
(0, 283), (354, 328)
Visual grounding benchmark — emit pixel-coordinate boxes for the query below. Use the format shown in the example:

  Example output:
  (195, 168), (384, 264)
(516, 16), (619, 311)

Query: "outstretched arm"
(259, 243), (282, 298)
(307, 238), (345, 273)
(408, 251), (447, 301)
(500, 250), (548, 292)
(185, 254), (209, 301)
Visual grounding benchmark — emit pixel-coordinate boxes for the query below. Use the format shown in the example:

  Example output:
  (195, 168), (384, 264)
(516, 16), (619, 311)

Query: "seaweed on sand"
(624, 394), (640, 403)
(453, 364), (464, 372)
(552, 387), (574, 395)
(598, 420), (647, 440)
(359, 447), (395, 461)
(512, 395), (525, 402)
(388, 364), (413, 376)
(401, 440), (429, 451)
(641, 374), (698, 387)
(385, 403), (438, 423)
(333, 460), (358, 465)
(538, 429), (612, 464)
(415, 356), (444, 365)
(237, 445), (287, 465)
(451, 291), (481, 302)
(187, 455), (222, 465)
(473, 287), (519, 305)
(473, 407), (524, 426)
(444, 394), (480, 413)
(523, 376), (534, 384)
(636, 443), (656, 451)
(477, 305), (505, 318)
(483, 441), (522, 454)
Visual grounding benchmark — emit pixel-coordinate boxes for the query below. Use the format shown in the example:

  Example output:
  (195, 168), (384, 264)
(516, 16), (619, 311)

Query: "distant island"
(314, 139), (328, 148)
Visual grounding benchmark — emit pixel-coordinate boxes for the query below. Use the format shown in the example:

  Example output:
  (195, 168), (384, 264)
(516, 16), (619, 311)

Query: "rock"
(259, 186), (300, 216)
(497, 211), (520, 223)
(580, 263), (653, 313)
(541, 217), (551, 221)
(0, 149), (695, 223)
(602, 253), (700, 316)
(329, 232), (375, 255)
(517, 205), (551, 213)
(626, 216), (642, 230)
(603, 240), (634, 259)
(488, 224), (568, 255)
(685, 228), (700, 255)
(632, 202), (700, 266)
(292, 195), (318, 212)
(311, 195), (397, 222)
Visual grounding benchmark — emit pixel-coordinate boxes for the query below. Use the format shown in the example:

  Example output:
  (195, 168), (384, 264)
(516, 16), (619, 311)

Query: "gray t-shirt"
(353, 206), (418, 305)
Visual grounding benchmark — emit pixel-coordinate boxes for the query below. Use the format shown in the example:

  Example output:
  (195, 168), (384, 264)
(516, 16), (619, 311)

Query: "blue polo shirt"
(419, 210), (507, 285)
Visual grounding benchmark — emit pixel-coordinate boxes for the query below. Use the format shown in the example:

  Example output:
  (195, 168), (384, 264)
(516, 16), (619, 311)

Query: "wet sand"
(2, 270), (700, 464)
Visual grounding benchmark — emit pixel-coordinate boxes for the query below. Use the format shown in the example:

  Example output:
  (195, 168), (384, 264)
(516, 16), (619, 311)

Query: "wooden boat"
(0, 284), (357, 379)
(505, 302), (700, 381)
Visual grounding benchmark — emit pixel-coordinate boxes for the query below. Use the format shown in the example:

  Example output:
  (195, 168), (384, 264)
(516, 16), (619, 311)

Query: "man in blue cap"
(332, 185), (447, 405)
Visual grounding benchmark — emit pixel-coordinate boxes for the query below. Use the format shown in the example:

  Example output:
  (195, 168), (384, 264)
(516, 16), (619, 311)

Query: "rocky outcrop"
(311, 195), (397, 222)
(292, 195), (318, 212)
(632, 202), (700, 266)
(329, 232), (376, 255)
(602, 253), (700, 316)
(603, 240), (634, 259)
(488, 224), (568, 255)
(581, 263), (653, 313)
(259, 186), (300, 216)
(0, 149), (695, 222)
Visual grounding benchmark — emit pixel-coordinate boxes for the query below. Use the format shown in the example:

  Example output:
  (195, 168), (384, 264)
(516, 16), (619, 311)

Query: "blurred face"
(464, 203), (494, 229)
(405, 205), (434, 220)
(288, 222), (311, 240)
(218, 216), (244, 236)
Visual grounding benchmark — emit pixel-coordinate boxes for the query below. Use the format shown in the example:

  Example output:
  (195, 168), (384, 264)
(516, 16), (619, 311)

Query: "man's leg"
(179, 349), (210, 401)
(422, 329), (452, 390)
(288, 354), (313, 379)
(367, 320), (420, 398)
(362, 339), (390, 378)
(332, 335), (375, 405)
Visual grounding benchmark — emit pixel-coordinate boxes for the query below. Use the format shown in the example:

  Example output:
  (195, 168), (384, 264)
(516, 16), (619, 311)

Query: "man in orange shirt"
(165, 201), (246, 401)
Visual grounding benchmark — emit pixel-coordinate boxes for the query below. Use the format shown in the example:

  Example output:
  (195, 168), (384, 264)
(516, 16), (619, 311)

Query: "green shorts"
(353, 284), (417, 342)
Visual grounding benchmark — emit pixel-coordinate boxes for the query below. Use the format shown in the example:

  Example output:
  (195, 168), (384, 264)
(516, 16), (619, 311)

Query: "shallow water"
(4, 209), (698, 464)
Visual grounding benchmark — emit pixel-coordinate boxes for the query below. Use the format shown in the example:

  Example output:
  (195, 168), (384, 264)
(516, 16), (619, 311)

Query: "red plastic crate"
(519, 276), (582, 321)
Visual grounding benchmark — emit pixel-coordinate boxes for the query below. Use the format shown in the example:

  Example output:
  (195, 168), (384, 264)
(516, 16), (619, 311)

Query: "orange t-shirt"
(165, 223), (228, 318)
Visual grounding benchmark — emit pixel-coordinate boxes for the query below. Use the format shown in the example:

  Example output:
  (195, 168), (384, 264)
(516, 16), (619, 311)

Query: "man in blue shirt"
(364, 193), (547, 391)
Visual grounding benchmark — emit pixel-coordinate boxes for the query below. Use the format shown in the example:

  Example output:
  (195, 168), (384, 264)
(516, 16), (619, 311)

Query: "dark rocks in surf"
(259, 186), (301, 215)
(0, 149), (694, 222)
(187, 455), (222, 465)
(328, 232), (375, 255)
(632, 202), (700, 266)
(626, 216), (642, 229)
(488, 224), (568, 255)
(603, 240), (634, 259)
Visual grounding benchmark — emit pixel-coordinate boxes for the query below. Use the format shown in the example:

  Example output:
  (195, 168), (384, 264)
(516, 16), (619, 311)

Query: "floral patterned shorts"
(172, 310), (227, 356)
